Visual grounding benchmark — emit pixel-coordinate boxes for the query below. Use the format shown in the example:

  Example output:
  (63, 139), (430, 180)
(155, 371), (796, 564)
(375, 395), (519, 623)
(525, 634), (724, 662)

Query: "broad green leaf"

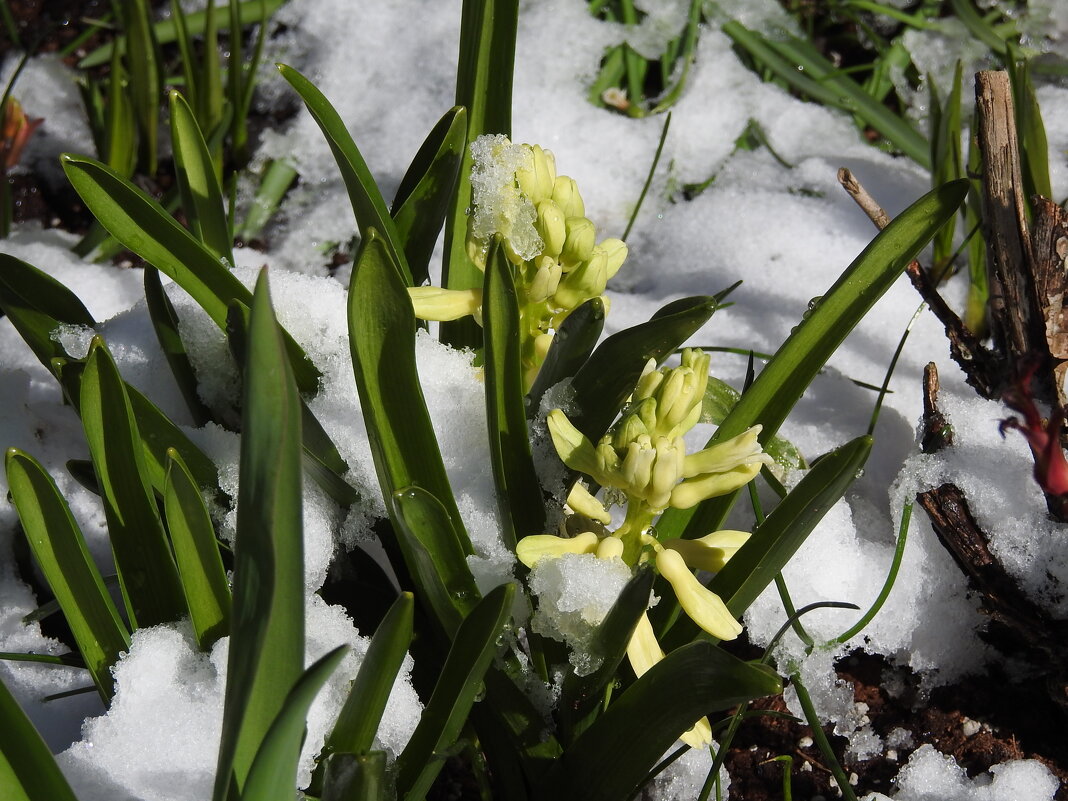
(714, 436), (872, 615)
(347, 229), (469, 550)
(60, 154), (321, 394)
(395, 583), (515, 801)
(391, 487), (480, 640)
(239, 647), (347, 801)
(526, 297), (605, 414)
(0, 674), (80, 801)
(81, 338), (187, 629)
(391, 106), (467, 287)
(557, 565), (653, 745)
(144, 266), (211, 426)
(164, 449), (231, 651)
(326, 592), (414, 756)
(5, 449), (130, 701)
(0, 253), (94, 363)
(553, 641), (781, 801)
(169, 90), (233, 264)
(722, 21), (930, 168)
(278, 64), (413, 286)
(700, 376), (805, 471)
(659, 179), (969, 541)
(483, 239), (545, 549)
(214, 271), (305, 801)
(440, 0), (519, 349)
(320, 752), (387, 801)
(78, 0), (287, 68)
(120, 0), (161, 173)
(568, 296), (718, 441)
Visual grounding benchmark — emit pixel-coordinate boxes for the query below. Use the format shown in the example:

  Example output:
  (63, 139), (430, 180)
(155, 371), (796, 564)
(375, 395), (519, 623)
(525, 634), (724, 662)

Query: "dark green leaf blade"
(391, 106), (467, 288)
(554, 641), (781, 801)
(5, 449), (130, 701)
(278, 64), (413, 285)
(80, 338), (187, 629)
(163, 449), (231, 651)
(526, 297), (605, 414)
(214, 270), (305, 801)
(0, 674), (80, 801)
(395, 583), (515, 801)
(320, 752), (387, 801)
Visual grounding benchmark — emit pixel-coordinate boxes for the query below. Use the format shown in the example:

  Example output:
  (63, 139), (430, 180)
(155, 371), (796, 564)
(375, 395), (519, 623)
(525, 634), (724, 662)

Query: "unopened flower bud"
(596, 536), (625, 561)
(621, 435), (656, 496)
(599, 238), (628, 279)
(561, 216), (596, 269)
(534, 332), (553, 361)
(648, 436), (685, 509)
(516, 144), (556, 204)
(553, 249), (609, 309)
(517, 531), (598, 568)
(655, 548), (742, 640)
(408, 287), (484, 321)
(528, 255), (562, 302)
(551, 176), (585, 218)
(536, 201), (567, 258)
(612, 409), (650, 451)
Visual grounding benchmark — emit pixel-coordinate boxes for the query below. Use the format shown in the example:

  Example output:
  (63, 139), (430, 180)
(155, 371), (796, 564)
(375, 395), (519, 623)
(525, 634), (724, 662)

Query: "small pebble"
(962, 717), (981, 737)
(886, 749), (899, 762)
(799, 736), (814, 748)
(801, 761), (813, 772)
(849, 772), (859, 786)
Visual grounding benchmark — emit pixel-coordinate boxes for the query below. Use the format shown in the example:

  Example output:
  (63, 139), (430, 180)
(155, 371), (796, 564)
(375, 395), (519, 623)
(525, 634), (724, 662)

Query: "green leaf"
(240, 646), (347, 801)
(214, 271), (305, 801)
(1007, 44), (1053, 203)
(347, 229), (469, 550)
(568, 296), (718, 441)
(482, 239), (545, 549)
(395, 583), (515, 801)
(5, 449), (130, 701)
(700, 376), (805, 472)
(659, 179), (969, 541)
(391, 487), (480, 640)
(278, 64), (413, 286)
(391, 107), (467, 288)
(78, 0), (287, 68)
(0, 674), (80, 801)
(722, 21), (930, 168)
(120, 0), (162, 173)
(949, 0), (1011, 57)
(169, 89), (234, 265)
(81, 338), (188, 629)
(320, 752), (387, 801)
(440, 0), (519, 349)
(164, 449), (231, 651)
(526, 297), (605, 414)
(326, 592), (414, 756)
(0, 253), (95, 363)
(103, 46), (137, 178)
(557, 565), (654, 745)
(60, 154), (321, 394)
(713, 436), (872, 616)
(929, 62), (964, 270)
(553, 641), (781, 801)
(144, 266), (211, 426)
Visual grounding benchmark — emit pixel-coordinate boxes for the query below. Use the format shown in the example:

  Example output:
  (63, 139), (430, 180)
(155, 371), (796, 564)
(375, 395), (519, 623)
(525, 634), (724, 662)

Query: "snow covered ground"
(1, 1), (1067, 798)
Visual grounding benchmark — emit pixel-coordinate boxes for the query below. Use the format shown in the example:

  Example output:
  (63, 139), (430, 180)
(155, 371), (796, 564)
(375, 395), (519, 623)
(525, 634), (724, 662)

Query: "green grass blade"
(949, 0), (1011, 57)
(320, 752), (388, 801)
(658, 179), (968, 541)
(239, 647), (347, 801)
(81, 338), (188, 629)
(5, 449), (130, 701)
(326, 592), (414, 756)
(391, 106), (467, 288)
(170, 0), (198, 114)
(713, 436), (872, 616)
(226, 0), (248, 165)
(237, 158), (297, 241)
(394, 583), (515, 801)
(120, 0), (162, 173)
(347, 229), (469, 550)
(0, 674), (80, 801)
(144, 266), (211, 426)
(526, 297), (605, 413)
(1007, 44), (1053, 203)
(440, 0), (519, 349)
(78, 0), (287, 68)
(553, 641), (781, 801)
(568, 296), (718, 441)
(278, 64), (413, 286)
(391, 486), (480, 639)
(103, 47), (137, 178)
(214, 270), (306, 801)
(722, 21), (930, 168)
(169, 90), (234, 265)
(482, 239), (545, 549)
(557, 565), (654, 745)
(60, 153), (321, 394)
(164, 449), (231, 651)
(199, 0), (224, 144)
(929, 63), (964, 271)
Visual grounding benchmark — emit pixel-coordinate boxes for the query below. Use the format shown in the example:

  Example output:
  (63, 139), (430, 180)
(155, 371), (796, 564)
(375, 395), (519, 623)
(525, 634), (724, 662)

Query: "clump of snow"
(862, 744), (1059, 801)
(50, 324), (95, 360)
(528, 552), (634, 675)
(468, 134), (542, 261)
(645, 744), (730, 801)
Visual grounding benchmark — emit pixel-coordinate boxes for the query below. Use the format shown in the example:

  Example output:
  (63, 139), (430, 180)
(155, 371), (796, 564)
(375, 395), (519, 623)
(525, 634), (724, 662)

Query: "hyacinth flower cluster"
(517, 349), (774, 746)
(409, 135), (627, 388)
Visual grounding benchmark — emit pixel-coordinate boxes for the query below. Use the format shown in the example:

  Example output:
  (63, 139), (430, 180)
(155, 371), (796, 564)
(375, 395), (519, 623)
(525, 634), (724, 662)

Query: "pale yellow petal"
(407, 286), (483, 322)
(656, 549), (742, 640)
(669, 462), (762, 510)
(547, 410), (604, 479)
(679, 716), (713, 748)
(664, 530), (751, 573)
(566, 481), (612, 524)
(626, 612), (665, 678)
(516, 531), (598, 568)
(681, 425), (771, 478)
